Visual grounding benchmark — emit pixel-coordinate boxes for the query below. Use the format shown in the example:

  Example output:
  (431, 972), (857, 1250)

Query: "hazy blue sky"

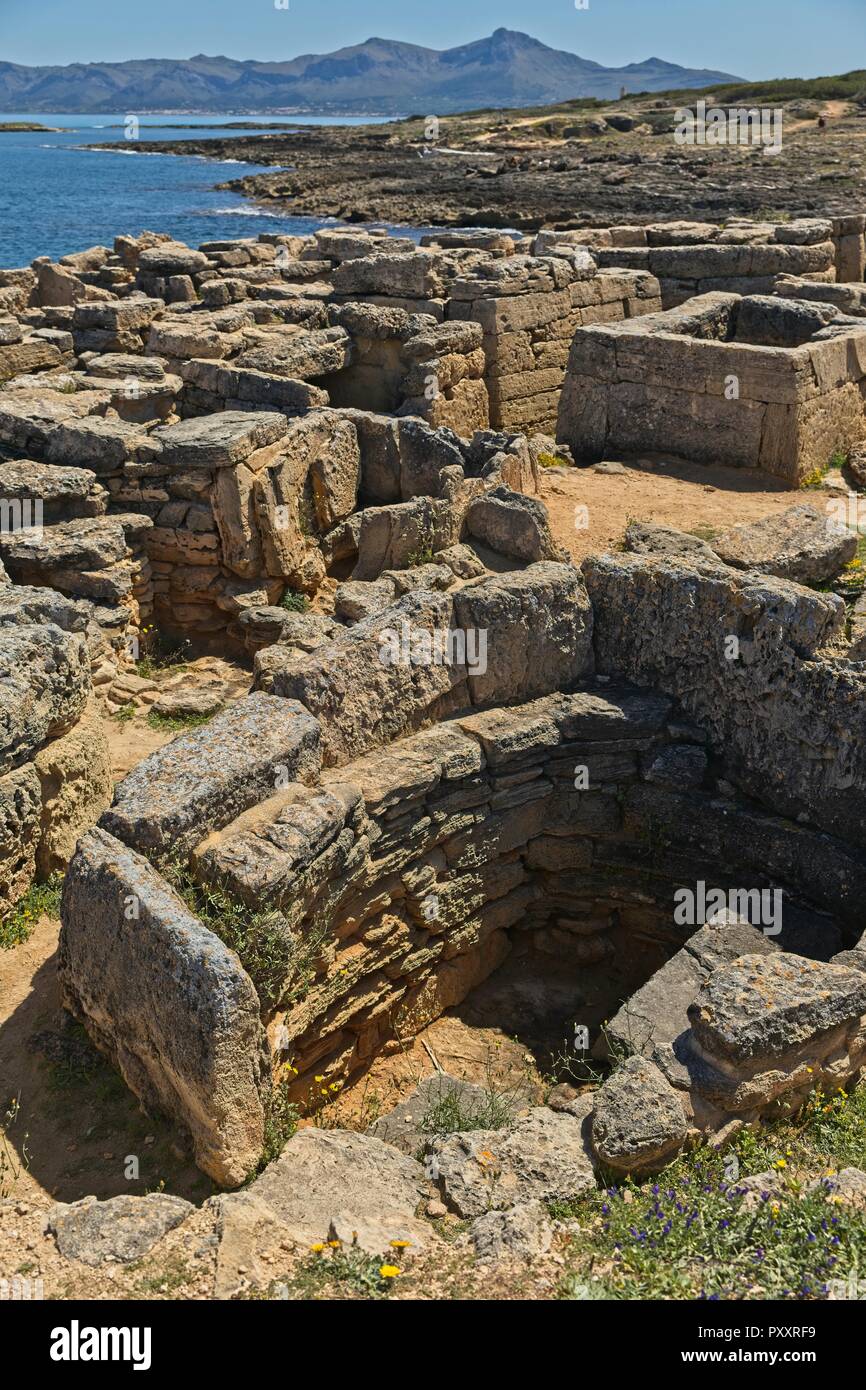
(1, 0), (862, 79)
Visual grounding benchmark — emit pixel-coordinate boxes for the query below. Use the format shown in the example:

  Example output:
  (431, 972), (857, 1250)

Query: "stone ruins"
(3, 212), (866, 1210)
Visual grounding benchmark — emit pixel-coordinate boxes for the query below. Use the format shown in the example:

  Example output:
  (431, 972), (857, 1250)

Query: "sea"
(0, 112), (406, 269)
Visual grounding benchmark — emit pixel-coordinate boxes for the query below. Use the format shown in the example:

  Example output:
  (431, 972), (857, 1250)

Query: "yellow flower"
(310, 1243), (325, 1253)
(328, 1239), (341, 1248)
(379, 1265), (400, 1278)
(775, 1159), (787, 1170)
(314, 1075), (325, 1083)
(770, 1203), (780, 1216)
(390, 1240), (411, 1249)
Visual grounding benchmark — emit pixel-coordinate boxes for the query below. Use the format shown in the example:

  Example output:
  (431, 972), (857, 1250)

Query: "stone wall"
(58, 554), (866, 1185)
(0, 584), (111, 914)
(557, 291), (866, 481)
(538, 217), (848, 308)
(583, 549), (866, 853)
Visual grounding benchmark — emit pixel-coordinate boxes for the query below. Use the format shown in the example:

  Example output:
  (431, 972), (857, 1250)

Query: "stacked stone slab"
(557, 291), (866, 481)
(545, 218), (842, 308)
(59, 552), (866, 1185)
(447, 250), (661, 434)
(0, 444), (154, 667)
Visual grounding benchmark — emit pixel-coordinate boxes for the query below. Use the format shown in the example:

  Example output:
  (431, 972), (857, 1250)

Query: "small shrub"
(0, 874), (63, 949)
(285, 1244), (400, 1300)
(163, 861), (324, 1010)
(258, 1075), (299, 1170)
(279, 589), (310, 613)
(406, 544), (436, 567)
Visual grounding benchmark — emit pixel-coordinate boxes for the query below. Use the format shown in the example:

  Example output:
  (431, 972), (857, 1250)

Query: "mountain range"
(0, 29), (741, 115)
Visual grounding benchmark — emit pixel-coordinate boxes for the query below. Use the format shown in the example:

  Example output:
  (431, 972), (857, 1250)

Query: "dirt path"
(540, 456), (798, 561)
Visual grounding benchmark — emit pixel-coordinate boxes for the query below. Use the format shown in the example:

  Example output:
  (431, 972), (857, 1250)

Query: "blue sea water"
(0, 113), (401, 268)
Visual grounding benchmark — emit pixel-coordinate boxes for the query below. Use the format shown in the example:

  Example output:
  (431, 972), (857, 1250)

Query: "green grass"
(555, 1085), (866, 1301)
(272, 1246), (399, 1300)
(419, 1080), (518, 1139)
(146, 709), (219, 734)
(112, 702), (137, 724)
(258, 1076), (300, 1172)
(0, 874), (63, 949)
(163, 860), (324, 1012)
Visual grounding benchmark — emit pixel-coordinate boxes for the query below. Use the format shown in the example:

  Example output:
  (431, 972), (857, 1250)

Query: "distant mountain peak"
(0, 32), (742, 115)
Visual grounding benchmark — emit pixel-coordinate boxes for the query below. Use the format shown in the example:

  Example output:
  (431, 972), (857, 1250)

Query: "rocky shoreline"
(91, 96), (866, 231)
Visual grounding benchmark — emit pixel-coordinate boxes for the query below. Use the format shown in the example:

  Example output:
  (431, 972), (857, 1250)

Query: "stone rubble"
(2, 214), (866, 1245)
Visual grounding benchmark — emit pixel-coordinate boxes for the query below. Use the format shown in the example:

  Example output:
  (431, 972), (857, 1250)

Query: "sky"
(0, 0), (862, 79)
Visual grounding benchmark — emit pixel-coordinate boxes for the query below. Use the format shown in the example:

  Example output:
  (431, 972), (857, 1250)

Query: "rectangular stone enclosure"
(557, 292), (866, 483)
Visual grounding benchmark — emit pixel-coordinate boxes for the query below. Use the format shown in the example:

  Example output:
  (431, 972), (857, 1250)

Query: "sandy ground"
(540, 456), (797, 563)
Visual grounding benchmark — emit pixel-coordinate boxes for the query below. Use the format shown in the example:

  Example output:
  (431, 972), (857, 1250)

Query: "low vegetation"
(0, 874), (63, 949)
(556, 1086), (866, 1301)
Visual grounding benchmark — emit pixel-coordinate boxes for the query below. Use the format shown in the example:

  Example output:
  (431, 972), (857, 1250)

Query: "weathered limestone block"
(137, 243), (210, 278)
(713, 504), (857, 584)
(180, 359), (328, 413)
(624, 519), (720, 564)
(453, 563), (594, 707)
(332, 251), (445, 300)
(152, 410), (287, 470)
(0, 763), (42, 916)
(352, 497), (457, 580)
(0, 337), (62, 381)
(32, 694), (112, 875)
(464, 485), (565, 563)
(394, 418), (464, 501)
(591, 1056), (688, 1174)
(686, 953), (866, 1113)
(60, 827), (269, 1187)
(45, 417), (160, 474)
(0, 459), (106, 520)
(307, 413), (361, 530)
(236, 326), (352, 380)
(690, 954), (866, 1065)
(47, 1194), (193, 1267)
(211, 1128), (432, 1293)
(255, 590), (468, 766)
(102, 692), (321, 856)
(583, 552), (866, 844)
(426, 1106), (595, 1217)
(0, 621), (90, 775)
(212, 461), (264, 579)
(252, 412), (358, 587)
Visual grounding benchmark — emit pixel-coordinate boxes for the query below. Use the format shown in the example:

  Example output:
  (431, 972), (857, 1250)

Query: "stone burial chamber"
(557, 290), (866, 481)
(59, 548), (866, 1186)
